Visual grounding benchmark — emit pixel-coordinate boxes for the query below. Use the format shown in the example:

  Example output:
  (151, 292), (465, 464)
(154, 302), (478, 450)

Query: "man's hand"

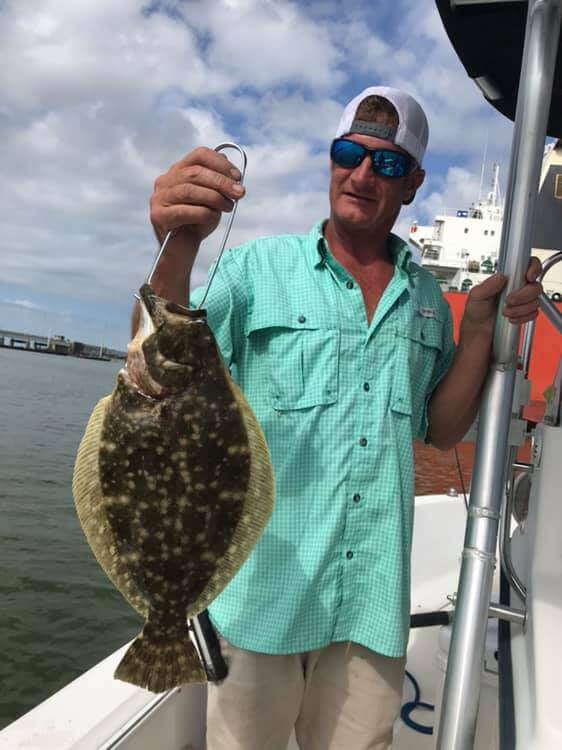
(135, 147), (246, 318)
(461, 256), (543, 340)
(150, 146), (246, 247)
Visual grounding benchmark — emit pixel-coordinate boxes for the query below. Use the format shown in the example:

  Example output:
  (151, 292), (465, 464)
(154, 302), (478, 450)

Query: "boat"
(1, 2), (561, 748)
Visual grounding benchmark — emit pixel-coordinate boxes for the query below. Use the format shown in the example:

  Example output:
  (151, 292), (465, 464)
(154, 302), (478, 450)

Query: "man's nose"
(350, 155), (375, 184)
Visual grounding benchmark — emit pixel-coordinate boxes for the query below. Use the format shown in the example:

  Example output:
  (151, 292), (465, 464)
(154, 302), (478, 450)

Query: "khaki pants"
(206, 638), (406, 750)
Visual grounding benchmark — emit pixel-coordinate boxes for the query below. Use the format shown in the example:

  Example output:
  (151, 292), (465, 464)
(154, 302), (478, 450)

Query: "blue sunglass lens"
(331, 140), (365, 168)
(331, 139), (412, 178)
(371, 149), (410, 178)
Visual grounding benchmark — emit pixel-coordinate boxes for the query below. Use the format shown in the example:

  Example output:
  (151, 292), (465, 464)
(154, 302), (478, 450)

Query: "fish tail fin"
(114, 623), (207, 692)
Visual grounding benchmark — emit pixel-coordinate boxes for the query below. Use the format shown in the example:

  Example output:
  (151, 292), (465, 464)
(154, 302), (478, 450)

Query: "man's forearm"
(131, 234), (199, 336)
(426, 331), (493, 450)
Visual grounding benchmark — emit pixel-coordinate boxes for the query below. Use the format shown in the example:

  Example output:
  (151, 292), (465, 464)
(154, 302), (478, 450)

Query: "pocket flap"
(245, 307), (324, 336)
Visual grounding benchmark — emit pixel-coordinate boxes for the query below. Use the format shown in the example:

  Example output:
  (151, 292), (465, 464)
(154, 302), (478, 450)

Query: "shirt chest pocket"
(245, 310), (340, 410)
(397, 312), (444, 373)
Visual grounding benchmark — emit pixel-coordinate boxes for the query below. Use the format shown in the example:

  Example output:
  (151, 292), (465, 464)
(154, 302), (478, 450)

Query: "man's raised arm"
(427, 257), (543, 450)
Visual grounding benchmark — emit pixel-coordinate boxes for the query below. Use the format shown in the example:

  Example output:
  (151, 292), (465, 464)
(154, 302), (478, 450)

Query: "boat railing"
(431, 207), (503, 221)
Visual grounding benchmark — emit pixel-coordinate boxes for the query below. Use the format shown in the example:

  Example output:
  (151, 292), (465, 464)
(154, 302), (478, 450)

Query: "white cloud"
(179, 0), (345, 91)
(0, 0), (518, 348)
(418, 167), (483, 221)
(2, 298), (45, 311)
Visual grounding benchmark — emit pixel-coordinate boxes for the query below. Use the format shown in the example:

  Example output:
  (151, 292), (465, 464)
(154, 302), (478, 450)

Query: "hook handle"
(198, 143), (247, 309)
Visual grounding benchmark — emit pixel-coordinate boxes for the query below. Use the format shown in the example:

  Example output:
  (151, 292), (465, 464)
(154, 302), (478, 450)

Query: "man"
(143, 87), (542, 749)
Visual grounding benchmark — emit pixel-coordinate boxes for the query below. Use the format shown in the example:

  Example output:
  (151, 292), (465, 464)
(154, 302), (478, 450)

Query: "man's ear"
(403, 168), (425, 205)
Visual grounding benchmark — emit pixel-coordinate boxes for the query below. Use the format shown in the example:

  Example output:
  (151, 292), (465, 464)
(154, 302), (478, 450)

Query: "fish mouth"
(139, 284), (200, 321)
(127, 284), (212, 396)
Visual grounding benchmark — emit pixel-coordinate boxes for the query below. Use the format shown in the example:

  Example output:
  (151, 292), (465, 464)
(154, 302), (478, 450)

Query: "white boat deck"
(0, 494), (471, 750)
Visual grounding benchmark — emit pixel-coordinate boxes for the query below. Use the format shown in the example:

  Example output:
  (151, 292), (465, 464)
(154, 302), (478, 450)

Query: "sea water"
(0, 348), (142, 729)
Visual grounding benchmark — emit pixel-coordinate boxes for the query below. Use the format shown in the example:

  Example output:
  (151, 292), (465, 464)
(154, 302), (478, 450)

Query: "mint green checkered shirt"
(190, 220), (455, 658)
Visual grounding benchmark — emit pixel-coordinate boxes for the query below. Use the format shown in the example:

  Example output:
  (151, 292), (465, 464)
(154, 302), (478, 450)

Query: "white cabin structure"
(410, 142), (562, 300)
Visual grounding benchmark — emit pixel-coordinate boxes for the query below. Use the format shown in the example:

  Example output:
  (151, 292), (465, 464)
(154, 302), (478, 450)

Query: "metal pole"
(436, 2), (562, 749)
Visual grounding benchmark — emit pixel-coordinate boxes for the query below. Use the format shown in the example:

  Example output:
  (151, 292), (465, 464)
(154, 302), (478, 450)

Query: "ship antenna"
(478, 131), (489, 202)
(488, 163), (500, 206)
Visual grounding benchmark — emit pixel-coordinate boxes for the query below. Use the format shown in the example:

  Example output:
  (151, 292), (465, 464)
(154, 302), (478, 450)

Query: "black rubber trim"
(410, 610), (453, 628)
(189, 610), (228, 683)
(498, 570), (516, 749)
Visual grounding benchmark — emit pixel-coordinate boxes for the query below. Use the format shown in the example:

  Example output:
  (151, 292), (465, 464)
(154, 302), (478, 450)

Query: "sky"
(0, 0), (517, 351)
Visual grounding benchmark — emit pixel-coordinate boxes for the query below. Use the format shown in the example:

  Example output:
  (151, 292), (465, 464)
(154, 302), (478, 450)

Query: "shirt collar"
(308, 219), (414, 275)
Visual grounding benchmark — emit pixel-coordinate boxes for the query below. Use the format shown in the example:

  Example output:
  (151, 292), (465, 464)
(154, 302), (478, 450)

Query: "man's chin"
(335, 209), (377, 231)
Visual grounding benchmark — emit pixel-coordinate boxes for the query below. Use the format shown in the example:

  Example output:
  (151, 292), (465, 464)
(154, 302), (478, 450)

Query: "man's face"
(328, 133), (425, 235)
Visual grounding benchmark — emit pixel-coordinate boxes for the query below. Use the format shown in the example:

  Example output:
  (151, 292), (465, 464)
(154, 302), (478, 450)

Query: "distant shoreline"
(0, 343), (119, 362)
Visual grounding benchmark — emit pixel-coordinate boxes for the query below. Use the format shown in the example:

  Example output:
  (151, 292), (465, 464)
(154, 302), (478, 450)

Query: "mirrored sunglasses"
(330, 138), (414, 179)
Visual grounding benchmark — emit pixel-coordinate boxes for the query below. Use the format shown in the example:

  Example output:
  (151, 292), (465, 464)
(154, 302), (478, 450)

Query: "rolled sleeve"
(417, 299), (456, 442)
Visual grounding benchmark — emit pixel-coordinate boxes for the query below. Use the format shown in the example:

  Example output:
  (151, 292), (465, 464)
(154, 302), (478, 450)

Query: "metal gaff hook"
(135, 142), (248, 304)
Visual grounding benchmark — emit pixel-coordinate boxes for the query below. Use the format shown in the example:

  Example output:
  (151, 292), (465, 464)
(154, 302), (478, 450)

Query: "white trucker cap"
(335, 86), (429, 166)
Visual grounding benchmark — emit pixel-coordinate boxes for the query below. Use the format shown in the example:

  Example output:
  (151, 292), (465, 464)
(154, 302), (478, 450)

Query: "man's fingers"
(468, 272), (507, 301)
(505, 280), (543, 306)
(177, 146), (242, 181)
(162, 204), (221, 232)
(503, 299), (539, 321)
(163, 182), (236, 214)
(156, 163), (244, 201)
(150, 187), (230, 235)
(526, 255), (543, 283)
(176, 164), (245, 200)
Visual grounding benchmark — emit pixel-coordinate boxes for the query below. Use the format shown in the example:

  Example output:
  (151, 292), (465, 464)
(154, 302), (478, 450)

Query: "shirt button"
(346, 551), (354, 560)
(363, 382), (370, 391)
(346, 281), (354, 289)
(359, 437), (368, 447)
(353, 493), (361, 503)
(298, 315), (306, 324)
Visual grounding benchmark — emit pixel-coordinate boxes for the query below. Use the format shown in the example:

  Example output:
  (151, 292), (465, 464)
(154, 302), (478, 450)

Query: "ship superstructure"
(410, 142), (562, 300)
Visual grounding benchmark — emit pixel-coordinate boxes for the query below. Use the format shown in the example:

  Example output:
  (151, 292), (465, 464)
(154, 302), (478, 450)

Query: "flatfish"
(72, 283), (274, 692)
